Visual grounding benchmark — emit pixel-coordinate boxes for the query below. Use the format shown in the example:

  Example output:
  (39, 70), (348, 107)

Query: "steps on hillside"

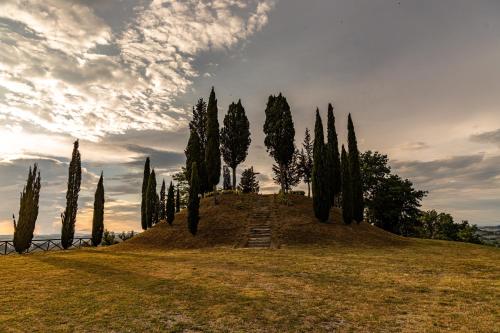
(243, 197), (274, 248)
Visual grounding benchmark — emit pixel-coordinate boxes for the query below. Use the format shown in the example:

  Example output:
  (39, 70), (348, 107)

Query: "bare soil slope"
(120, 193), (405, 250)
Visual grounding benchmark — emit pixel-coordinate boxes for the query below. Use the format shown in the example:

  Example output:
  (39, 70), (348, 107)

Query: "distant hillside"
(477, 225), (500, 247)
(119, 193), (404, 250)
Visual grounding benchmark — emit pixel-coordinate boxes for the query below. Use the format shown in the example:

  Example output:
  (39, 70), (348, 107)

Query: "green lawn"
(1, 240), (499, 332)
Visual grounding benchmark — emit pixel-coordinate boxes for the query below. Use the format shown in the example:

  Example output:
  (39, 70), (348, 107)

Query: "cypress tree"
(190, 98), (209, 194)
(341, 145), (353, 225)
(141, 157), (150, 230)
(187, 162), (200, 235)
(222, 165), (231, 190)
(327, 104), (341, 206)
(263, 93), (296, 193)
(297, 128), (313, 197)
(312, 109), (330, 222)
(220, 100), (251, 190)
(146, 169), (157, 228)
(91, 172), (105, 246)
(166, 181), (175, 225)
(348, 114), (364, 223)
(159, 179), (166, 220)
(61, 140), (82, 249)
(176, 185), (181, 213)
(185, 128), (202, 186)
(205, 87), (221, 203)
(153, 193), (160, 225)
(13, 164), (41, 253)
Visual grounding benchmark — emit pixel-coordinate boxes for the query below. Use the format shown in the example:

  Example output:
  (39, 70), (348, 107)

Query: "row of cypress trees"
(12, 140), (107, 253)
(312, 108), (364, 224)
(140, 157), (179, 231)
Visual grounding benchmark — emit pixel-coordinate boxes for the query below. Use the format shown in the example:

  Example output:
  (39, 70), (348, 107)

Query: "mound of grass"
(121, 193), (404, 250)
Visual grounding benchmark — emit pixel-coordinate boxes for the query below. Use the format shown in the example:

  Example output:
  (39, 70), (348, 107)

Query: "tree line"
(10, 87), (484, 253)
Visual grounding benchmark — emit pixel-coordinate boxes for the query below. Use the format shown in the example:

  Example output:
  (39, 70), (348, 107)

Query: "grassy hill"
(1, 194), (499, 332)
(122, 193), (403, 249)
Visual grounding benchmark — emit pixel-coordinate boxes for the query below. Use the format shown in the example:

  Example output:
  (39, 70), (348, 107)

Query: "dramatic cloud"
(0, 0), (274, 141)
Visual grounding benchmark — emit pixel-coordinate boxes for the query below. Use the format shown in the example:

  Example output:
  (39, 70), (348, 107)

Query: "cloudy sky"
(1, 0), (500, 235)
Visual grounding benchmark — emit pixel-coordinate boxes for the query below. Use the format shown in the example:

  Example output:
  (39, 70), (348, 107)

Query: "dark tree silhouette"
(176, 185), (181, 213)
(188, 162), (200, 235)
(220, 100), (251, 190)
(312, 109), (330, 222)
(146, 169), (158, 228)
(205, 87), (221, 203)
(341, 145), (353, 225)
(166, 181), (175, 225)
(13, 164), (41, 253)
(91, 172), (105, 246)
(189, 98), (209, 194)
(185, 129), (202, 185)
(141, 157), (150, 230)
(222, 165), (231, 190)
(327, 104), (341, 206)
(159, 179), (166, 220)
(297, 128), (313, 197)
(263, 93), (295, 193)
(238, 167), (260, 193)
(61, 140), (81, 249)
(348, 114), (363, 223)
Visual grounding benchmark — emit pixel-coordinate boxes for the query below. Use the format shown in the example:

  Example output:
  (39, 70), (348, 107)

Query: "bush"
(274, 192), (293, 206)
(118, 231), (136, 242)
(102, 229), (118, 246)
(290, 190), (305, 196)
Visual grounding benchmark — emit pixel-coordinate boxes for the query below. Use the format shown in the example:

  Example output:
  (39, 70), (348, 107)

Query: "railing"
(0, 238), (92, 255)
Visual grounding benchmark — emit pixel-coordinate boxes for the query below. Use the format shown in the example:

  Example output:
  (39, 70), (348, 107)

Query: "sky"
(1, 0), (500, 235)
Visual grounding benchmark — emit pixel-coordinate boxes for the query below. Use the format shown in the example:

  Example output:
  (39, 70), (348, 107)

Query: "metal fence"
(0, 238), (92, 255)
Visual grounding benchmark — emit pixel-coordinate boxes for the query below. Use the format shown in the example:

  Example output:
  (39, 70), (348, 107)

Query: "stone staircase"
(244, 198), (275, 248)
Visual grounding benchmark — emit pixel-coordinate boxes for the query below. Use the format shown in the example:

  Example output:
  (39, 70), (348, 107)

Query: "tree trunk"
(213, 184), (218, 205)
(280, 164), (286, 194)
(307, 182), (310, 198)
(232, 166), (237, 191)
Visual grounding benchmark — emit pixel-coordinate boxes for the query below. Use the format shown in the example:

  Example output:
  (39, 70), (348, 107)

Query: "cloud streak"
(0, 0), (274, 141)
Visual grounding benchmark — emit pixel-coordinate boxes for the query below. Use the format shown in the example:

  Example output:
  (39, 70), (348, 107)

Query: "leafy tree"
(239, 167), (260, 193)
(188, 162), (200, 235)
(13, 164), (41, 254)
(369, 175), (426, 236)
(341, 145), (353, 225)
(220, 100), (251, 190)
(360, 151), (391, 204)
(263, 93), (296, 193)
(360, 150), (427, 236)
(312, 109), (330, 222)
(146, 169), (158, 228)
(327, 104), (341, 206)
(176, 186), (181, 213)
(272, 149), (301, 193)
(61, 140), (82, 249)
(222, 165), (231, 190)
(159, 179), (166, 220)
(166, 181), (175, 225)
(419, 210), (482, 243)
(141, 157), (150, 230)
(347, 114), (363, 223)
(91, 172), (105, 247)
(297, 128), (313, 197)
(205, 87), (221, 203)
(173, 170), (188, 210)
(190, 98), (209, 193)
